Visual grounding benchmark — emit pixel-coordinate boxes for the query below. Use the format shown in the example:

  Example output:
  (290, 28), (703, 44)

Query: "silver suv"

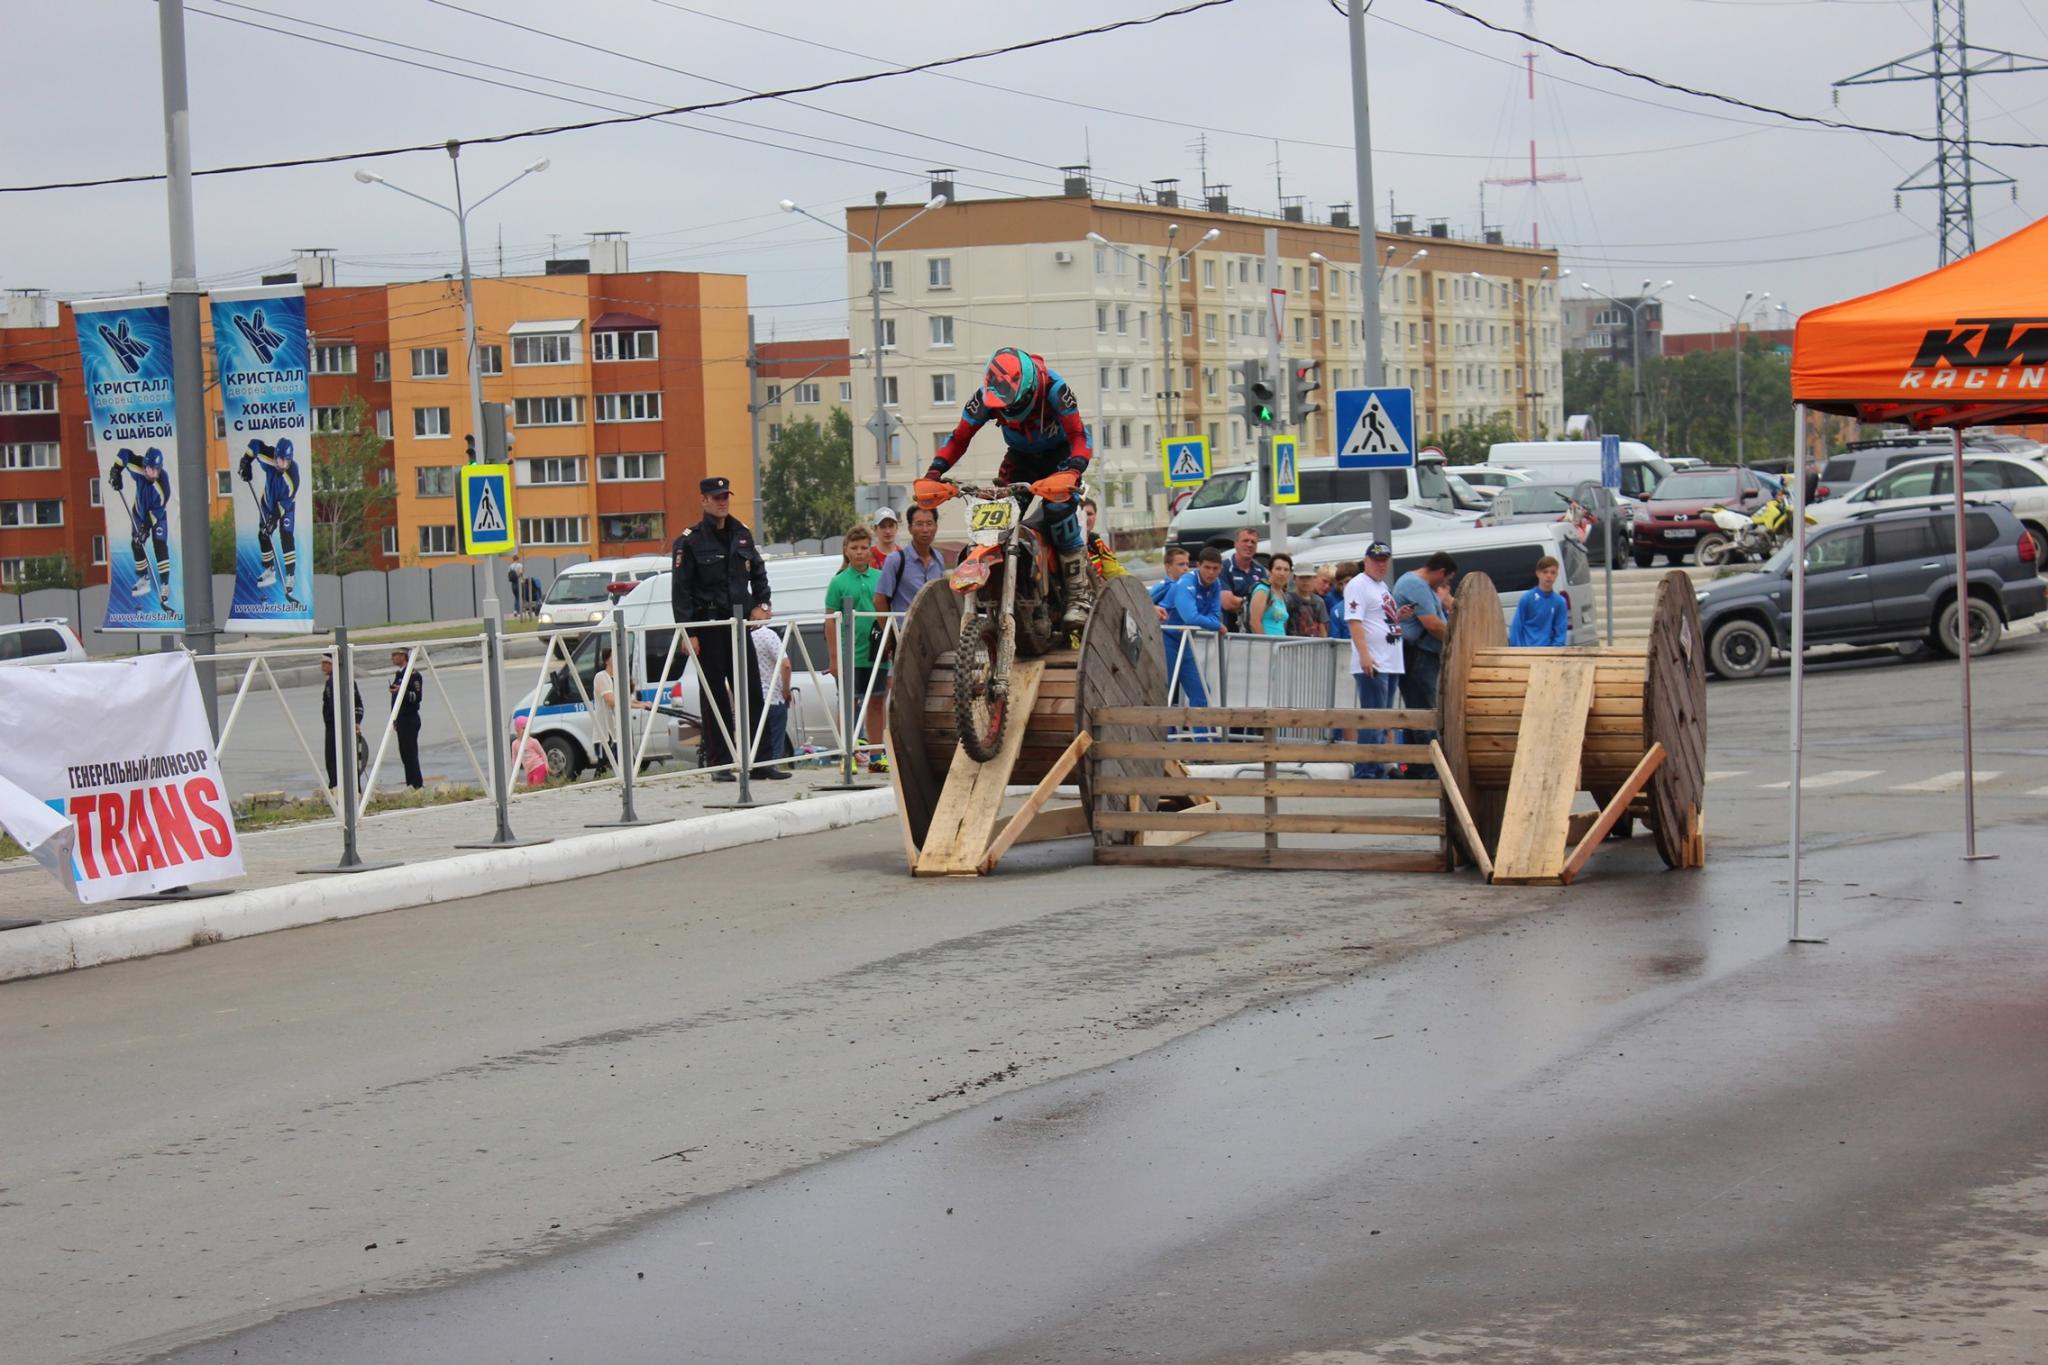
(0, 618), (87, 667)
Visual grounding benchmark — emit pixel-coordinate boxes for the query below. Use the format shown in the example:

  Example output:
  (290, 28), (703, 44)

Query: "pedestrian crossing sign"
(1334, 387), (1415, 470)
(459, 463), (516, 555)
(1271, 434), (1300, 504)
(1161, 435), (1210, 488)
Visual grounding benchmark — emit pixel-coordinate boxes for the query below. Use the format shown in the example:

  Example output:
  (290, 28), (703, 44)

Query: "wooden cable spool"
(888, 573), (1167, 853)
(1439, 569), (1706, 869)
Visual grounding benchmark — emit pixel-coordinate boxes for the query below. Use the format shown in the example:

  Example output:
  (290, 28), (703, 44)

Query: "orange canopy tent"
(1792, 213), (2048, 428)
(1776, 220), (2045, 939)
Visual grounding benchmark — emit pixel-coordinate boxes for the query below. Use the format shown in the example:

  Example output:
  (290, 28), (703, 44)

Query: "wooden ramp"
(1490, 658), (1594, 885)
(915, 661), (1068, 876)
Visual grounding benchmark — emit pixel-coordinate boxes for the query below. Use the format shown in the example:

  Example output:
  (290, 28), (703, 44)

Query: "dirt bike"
(1695, 502), (1817, 568)
(943, 478), (1080, 763)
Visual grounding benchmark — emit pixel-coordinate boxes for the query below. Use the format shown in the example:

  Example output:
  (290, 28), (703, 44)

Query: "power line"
(0, 0), (1237, 195)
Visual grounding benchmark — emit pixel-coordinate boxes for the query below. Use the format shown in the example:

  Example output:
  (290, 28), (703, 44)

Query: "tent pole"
(1953, 425), (1992, 863)
(1790, 406), (1821, 943)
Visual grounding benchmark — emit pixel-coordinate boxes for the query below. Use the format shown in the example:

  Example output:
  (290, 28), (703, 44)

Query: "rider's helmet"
(981, 347), (1040, 417)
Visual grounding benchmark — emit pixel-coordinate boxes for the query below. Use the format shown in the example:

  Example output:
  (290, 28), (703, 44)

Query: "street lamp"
(1582, 278), (1673, 441)
(1518, 264), (1566, 438)
(782, 191), (946, 505)
(1686, 289), (1769, 471)
(1090, 225), (1217, 442)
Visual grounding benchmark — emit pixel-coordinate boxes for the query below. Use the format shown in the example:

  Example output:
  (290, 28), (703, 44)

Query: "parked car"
(1632, 466), (1776, 567)
(1169, 458), (1459, 550)
(0, 617), (87, 667)
(1806, 454), (2048, 559)
(1280, 502), (1472, 548)
(1300, 521), (1600, 645)
(1477, 479), (1630, 566)
(1446, 464), (1534, 495)
(1484, 439), (1674, 501)
(1814, 444), (1972, 501)
(1695, 505), (2045, 680)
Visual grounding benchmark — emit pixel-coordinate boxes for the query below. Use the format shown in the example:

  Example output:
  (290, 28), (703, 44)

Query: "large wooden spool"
(1439, 569), (1706, 870)
(888, 573), (1168, 853)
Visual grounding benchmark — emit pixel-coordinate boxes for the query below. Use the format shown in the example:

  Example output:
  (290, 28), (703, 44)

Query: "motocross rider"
(916, 347), (1095, 627)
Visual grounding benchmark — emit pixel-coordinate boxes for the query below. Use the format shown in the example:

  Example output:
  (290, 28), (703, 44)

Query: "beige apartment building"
(842, 185), (1563, 530)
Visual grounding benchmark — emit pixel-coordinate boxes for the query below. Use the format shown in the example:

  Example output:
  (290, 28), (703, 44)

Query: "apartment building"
(755, 339), (854, 450)
(1561, 295), (1664, 366)
(0, 249), (750, 585)
(842, 184), (1563, 529)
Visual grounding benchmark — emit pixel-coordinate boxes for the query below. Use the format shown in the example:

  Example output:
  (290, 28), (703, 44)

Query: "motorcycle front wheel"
(953, 602), (1008, 763)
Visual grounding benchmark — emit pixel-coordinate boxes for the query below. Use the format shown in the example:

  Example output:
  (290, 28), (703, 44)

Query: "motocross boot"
(1057, 546), (1096, 629)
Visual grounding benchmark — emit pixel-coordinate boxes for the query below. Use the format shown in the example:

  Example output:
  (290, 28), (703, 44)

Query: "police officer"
(388, 648), (426, 790)
(672, 476), (771, 781)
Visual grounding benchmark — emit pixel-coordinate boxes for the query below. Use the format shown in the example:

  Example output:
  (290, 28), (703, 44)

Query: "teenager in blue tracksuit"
(108, 446), (172, 611)
(240, 437), (305, 608)
(1162, 548), (1225, 735)
(1508, 554), (1572, 647)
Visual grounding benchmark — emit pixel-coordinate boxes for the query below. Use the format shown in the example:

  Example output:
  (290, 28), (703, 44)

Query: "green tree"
(310, 394), (396, 573)
(761, 407), (856, 542)
(209, 514), (235, 574)
(1434, 412), (1522, 465)
(10, 555), (81, 594)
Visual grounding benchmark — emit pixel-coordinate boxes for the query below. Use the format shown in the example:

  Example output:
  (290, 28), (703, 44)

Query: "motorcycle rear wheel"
(1694, 532), (1732, 568)
(953, 604), (1008, 763)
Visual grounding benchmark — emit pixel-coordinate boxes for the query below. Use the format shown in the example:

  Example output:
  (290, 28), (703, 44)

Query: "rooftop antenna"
(1483, 0), (1578, 247)
(1272, 139), (1284, 213)
(1187, 132), (1211, 196)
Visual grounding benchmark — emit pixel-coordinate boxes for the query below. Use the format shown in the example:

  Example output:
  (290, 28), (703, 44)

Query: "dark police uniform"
(390, 658), (426, 789)
(671, 477), (772, 771)
(321, 670), (364, 791)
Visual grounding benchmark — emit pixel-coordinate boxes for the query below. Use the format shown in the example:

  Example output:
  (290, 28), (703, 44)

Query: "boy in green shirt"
(825, 524), (886, 767)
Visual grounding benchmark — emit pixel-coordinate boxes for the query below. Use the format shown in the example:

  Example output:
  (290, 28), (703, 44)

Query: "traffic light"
(1289, 360), (1322, 426)
(1230, 360), (1276, 431)
(481, 402), (513, 462)
(465, 432), (478, 463)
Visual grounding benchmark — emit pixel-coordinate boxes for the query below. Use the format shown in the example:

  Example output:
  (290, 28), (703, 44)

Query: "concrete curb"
(0, 789), (897, 983)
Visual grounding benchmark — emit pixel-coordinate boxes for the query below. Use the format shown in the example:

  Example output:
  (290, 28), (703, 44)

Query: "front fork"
(989, 531), (1022, 701)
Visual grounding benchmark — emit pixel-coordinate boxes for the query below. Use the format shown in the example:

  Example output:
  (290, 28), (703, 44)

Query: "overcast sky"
(4, 0), (2046, 343)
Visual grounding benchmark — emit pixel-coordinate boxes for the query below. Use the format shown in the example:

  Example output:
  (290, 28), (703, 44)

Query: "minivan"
(1169, 457), (1458, 550)
(536, 555), (670, 631)
(1291, 521), (1599, 645)
(1485, 440), (1674, 501)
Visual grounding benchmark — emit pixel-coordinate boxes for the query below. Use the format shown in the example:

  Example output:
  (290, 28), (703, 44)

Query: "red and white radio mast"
(1483, 0), (1578, 246)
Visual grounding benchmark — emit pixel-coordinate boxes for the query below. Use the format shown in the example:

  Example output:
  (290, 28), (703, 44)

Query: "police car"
(0, 618), (88, 667)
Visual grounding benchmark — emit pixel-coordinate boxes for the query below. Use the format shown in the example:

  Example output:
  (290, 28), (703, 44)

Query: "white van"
(513, 554), (849, 778)
(536, 555), (669, 631)
(1169, 457), (1459, 551)
(1485, 440), (1673, 502)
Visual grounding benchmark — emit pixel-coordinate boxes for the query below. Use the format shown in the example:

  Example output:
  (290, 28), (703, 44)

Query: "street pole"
(1347, 0), (1393, 551)
(1265, 228), (1287, 555)
(747, 314), (764, 534)
(157, 0), (218, 735)
(870, 194), (891, 501)
(1630, 307), (1645, 438)
(1161, 226), (1176, 439)
(1733, 318), (1746, 473)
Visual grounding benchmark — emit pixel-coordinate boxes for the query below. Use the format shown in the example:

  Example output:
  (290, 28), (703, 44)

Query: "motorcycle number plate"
(968, 501), (1016, 533)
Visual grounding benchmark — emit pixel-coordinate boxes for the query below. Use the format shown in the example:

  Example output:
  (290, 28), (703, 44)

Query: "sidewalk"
(0, 764), (896, 979)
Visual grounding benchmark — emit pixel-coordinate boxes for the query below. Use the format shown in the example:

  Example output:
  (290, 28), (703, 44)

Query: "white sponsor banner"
(0, 653), (243, 903)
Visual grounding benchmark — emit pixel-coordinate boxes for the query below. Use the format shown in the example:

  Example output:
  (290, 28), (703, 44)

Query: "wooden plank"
(884, 731), (921, 875)
(1559, 742), (1666, 885)
(1096, 810), (1445, 836)
(979, 729), (1092, 873)
(1094, 740), (1428, 764)
(1091, 705), (1437, 731)
(1466, 695), (1644, 718)
(1467, 734), (1644, 754)
(916, 659), (1048, 876)
(1132, 798), (1220, 848)
(1490, 657), (1596, 885)
(1466, 713), (1647, 737)
(1096, 775), (1442, 800)
(1095, 845), (1447, 873)
(1430, 740), (1493, 882)
(1009, 803), (1091, 844)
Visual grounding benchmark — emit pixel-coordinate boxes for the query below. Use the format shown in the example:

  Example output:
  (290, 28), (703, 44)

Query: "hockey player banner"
(211, 285), (313, 632)
(0, 652), (244, 903)
(74, 295), (185, 633)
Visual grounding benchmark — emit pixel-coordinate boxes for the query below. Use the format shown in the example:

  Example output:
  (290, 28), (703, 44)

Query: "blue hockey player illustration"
(240, 437), (304, 609)
(108, 446), (173, 612)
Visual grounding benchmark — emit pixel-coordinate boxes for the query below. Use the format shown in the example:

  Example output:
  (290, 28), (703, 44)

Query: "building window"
(600, 512), (665, 543)
(1119, 420), (1132, 448)
(0, 382), (56, 414)
(1138, 311), (1148, 340)
(214, 470), (232, 498)
(599, 452), (664, 482)
(216, 410), (231, 439)
(477, 345), (504, 376)
(380, 526), (397, 557)
(1293, 317), (1305, 343)
(881, 376), (899, 406)
(875, 317), (897, 350)
(1308, 264), (1322, 291)
(1093, 245), (1108, 274)
(1182, 364), (1194, 391)
(1116, 305), (1129, 335)
(1096, 305), (1108, 336)
(517, 456), (585, 486)
(875, 260), (895, 291)
(373, 350), (390, 381)
(767, 423), (782, 444)
(415, 465), (458, 497)
(591, 329), (658, 361)
(1204, 314), (1218, 342)
(1228, 314), (1238, 339)
(1140, 366), (1150, 393)
(928, 257), (952, 289)
(1203, 367), (1216, 397)
(1099, 365), (1112, 392)
(1179, 256), (1191, 283)
(92, 534), (107, 566)
(418, 524), (459, 556)
(931, 373), (956, 405)
(764, 383), (782, 406)
(0, 442), (59, 470)
(0, 500), (63, 527)
(518, 517), (586, 548)
(1181, 311), (1192, 337)
(311, 343), (356, 375)
(1202, 259), (1216, 289)
(413, 406), (452, 438)
(513, 332), (576, 366)
(410, 347), (449, 379)
(314, 405), (353, 434)
(89, 477), (101, 507)
(375, 408), (394, 440)
(1118, 366), (1130, 391)
(793, 382), (821, 404)
(512, 395), (584, 427)
(839, 382), (853, 402)
(594, 391), (661, 423)
(930, 315), (955, 348)
(1311, 317), (1322, 341)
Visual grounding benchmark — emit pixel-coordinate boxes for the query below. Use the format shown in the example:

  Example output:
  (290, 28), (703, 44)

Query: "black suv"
(1696, 505), (2046, 680)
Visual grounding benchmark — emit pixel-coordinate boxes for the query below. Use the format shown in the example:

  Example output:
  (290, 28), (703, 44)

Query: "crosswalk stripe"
(1891, 770), (2002, 794)
(1759, 770), (1883, 790)
(1705, 770), (1749, 783)
(2028, 786), (2048, 798)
